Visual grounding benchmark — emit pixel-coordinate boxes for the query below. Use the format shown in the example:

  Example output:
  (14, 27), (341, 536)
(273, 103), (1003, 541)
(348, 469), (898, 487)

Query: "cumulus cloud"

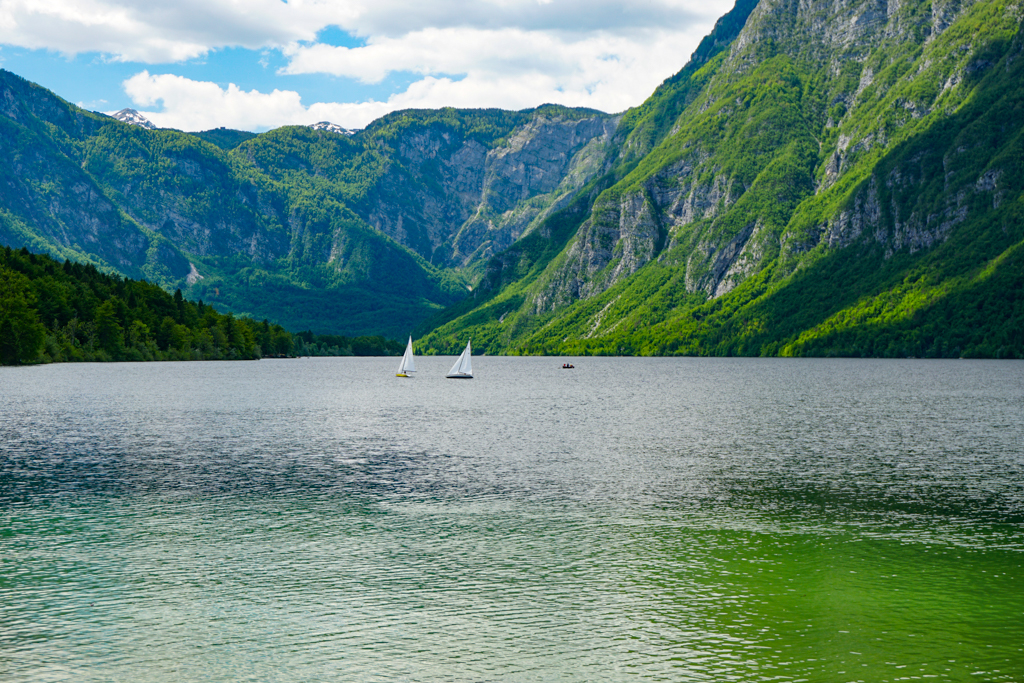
(333, 0), (710, 38)
(0, 0), (332, 62)
(5, 0), (734, 130)
(282, 27), (649, 84)
(284, 24), (710, 113)
(121, 71), (391, 131)
(0, 0), (722, 61)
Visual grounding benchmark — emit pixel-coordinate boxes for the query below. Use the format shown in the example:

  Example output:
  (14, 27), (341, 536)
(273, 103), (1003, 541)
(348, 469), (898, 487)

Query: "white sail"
(461, 340), (472, 375)
(397, 336), (416, 375)
(446, 340), (473, 378)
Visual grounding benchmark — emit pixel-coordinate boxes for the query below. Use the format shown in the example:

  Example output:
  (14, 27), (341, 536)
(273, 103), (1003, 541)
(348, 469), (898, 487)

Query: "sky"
(0, 0), (736, 133)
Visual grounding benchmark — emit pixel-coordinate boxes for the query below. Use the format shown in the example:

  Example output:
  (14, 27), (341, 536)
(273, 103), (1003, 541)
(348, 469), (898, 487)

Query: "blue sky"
(0, 0), (735, 132)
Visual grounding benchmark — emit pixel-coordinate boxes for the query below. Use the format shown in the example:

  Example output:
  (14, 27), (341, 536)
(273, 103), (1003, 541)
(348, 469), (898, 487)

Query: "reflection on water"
(1, 357), (1023, 682)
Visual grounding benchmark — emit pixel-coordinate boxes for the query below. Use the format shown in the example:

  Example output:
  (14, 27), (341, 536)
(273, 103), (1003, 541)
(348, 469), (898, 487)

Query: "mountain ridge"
(1, 0), (1021, 357)
(0, 72), (618, 337)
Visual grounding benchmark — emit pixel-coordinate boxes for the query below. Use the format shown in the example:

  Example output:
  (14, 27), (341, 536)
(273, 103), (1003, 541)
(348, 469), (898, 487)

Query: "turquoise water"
(1, 357), (1022, 681)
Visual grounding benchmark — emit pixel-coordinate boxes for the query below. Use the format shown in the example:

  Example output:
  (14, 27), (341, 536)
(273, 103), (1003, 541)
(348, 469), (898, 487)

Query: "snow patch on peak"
(112, 108), (157, 130)
(309, 121), (356, 135)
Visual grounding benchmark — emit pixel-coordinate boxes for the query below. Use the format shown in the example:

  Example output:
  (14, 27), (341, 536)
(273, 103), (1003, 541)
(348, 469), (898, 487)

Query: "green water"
(1, 357), (1022, 681)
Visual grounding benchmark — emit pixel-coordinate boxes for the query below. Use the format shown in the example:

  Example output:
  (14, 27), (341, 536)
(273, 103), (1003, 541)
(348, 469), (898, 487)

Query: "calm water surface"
(1, 357), (1022, 682)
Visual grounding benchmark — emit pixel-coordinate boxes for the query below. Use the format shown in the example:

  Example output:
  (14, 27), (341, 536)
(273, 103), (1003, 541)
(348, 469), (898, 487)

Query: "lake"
(1, 357), (1022, 682)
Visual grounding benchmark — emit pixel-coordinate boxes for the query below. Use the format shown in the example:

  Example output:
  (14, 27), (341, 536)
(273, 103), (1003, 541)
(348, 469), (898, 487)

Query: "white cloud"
(122, 25), (700, 133)
(282, 28), (623, 83)
(0, 0), (333, 62)
(335, 0), (712, 37)
(122, 70), (392, 131)
(280, 25), (709, 109)
(5, 0), (736, 130)
(0, 0), (724, 62)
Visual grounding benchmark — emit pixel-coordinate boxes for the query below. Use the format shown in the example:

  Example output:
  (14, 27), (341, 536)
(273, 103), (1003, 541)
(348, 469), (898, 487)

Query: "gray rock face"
(535, 187), (668, 312)
(309, 121), (352, 135)
(451, 115), (620, 264)
(535, 151), (754, 310)
(534, 191), (665, 313)
(806, 161), (1004, 261)
(359, 113), (619, 266)
(361, 131), (490, 260)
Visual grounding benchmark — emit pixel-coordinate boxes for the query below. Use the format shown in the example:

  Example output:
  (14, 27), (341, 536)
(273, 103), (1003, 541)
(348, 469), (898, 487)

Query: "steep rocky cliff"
(448, 114), (620, 265)
(341, 108), (618, 267)
(537, 0), (1020, 306)
(420, 0), (1023, 357)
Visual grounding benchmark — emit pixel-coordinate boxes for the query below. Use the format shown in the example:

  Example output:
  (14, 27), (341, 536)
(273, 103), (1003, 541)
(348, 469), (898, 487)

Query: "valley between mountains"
(1, 0), (1021, 358)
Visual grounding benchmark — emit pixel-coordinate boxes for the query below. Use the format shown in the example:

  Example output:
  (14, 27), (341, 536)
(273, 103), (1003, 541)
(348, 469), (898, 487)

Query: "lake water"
(1, 357), (1022, 682)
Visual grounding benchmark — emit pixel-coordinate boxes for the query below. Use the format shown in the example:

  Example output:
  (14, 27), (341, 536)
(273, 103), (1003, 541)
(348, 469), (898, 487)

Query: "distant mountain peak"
(112, 108), (157, 130)
(309, 121), (356, 135)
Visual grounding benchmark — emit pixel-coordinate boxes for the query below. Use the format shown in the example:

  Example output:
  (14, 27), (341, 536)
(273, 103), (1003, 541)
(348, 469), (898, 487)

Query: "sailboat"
(396, 336), (416, 377)
(445, 340), (473, 379)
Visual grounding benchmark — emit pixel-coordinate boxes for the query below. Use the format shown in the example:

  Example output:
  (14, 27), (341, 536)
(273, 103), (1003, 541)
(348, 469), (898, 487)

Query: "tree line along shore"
(0, 246), (401, 365)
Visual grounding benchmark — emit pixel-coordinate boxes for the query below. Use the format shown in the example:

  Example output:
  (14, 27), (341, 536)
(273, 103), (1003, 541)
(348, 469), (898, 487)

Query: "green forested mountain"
(0, 74), (616, 338)
(419, 0), (1024, 358)
(1, 0), (1022, 357)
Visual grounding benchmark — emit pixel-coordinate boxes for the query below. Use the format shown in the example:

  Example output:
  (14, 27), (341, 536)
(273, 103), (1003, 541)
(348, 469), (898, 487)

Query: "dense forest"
(0, 246), (402, 365)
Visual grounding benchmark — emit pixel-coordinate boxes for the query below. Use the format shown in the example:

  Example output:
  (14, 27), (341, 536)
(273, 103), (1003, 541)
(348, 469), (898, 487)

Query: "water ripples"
(2, 357), (1023, 681)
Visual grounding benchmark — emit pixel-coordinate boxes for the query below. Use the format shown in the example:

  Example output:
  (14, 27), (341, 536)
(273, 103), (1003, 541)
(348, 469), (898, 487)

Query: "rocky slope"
(420, 0), (1023, 357)
(544, 0), (1020, 305)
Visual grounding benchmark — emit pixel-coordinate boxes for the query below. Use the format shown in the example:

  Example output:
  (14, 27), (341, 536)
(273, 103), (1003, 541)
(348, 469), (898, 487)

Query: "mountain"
(1, 0), (1021, 356)
(309, 121), (354, 135)
(111, 108), (157, 130)
(417, 0), (1024, 358)
(0, 73), (616, 337)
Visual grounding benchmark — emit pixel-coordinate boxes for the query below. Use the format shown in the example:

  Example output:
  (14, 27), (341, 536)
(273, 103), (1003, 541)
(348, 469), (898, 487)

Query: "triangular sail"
(447, 346), (464, 376)
(397, 336), (416, 374)
(461, 340), (472, 375)
(447, 340), (473, 377)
